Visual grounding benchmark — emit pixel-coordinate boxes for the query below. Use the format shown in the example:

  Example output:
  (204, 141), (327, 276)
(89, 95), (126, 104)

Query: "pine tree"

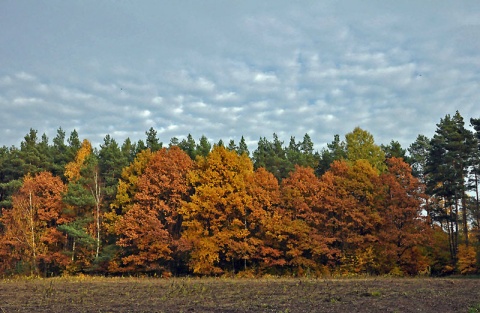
(51, 127), (72, 180)
(253, 134), (290, 181)
(67, 129), (81, 161)
(19, 129), (44, 175)
(63, 140), (103, 268)
(121, 137), (137, 164)
(98, 135), (128, 209)
(426, 112), (476, 261)
(179, 134), (196, 159)
(317, 134), (346, 175)
(196, 135), (211, 157)
(145, 127), (162, 152)
(0, 147), (24, 209)
(469, 118), (480, 239)
(238, 136), (249, 157)
(408, 134), (431, 182)
(381, 140), (407, 160)
(227, 139), (237, 152)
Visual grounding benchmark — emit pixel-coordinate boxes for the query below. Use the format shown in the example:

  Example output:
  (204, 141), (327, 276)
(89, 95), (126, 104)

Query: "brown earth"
(0, 276), (479, 313)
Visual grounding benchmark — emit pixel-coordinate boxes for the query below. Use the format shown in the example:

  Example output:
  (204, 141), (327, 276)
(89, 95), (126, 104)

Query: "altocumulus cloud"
(1, 1), (479, 151)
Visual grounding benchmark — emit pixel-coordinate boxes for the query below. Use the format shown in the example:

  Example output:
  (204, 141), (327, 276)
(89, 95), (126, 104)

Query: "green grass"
(468, 303), (480, 313)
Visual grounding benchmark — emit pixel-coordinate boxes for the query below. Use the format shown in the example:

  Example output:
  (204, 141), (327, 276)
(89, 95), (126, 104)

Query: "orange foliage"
(378, 157), (432, 275)
(113, 146), (193, 274)
(247, 167), (285, 270)
(319, 160), (382, 273)
(457, 244), (477, 274)
(279, 166), (336, 271)
(0, 172), (69, 275)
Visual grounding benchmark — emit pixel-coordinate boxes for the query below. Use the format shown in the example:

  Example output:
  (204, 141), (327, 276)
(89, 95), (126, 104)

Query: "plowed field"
(1, 277), (479, 312)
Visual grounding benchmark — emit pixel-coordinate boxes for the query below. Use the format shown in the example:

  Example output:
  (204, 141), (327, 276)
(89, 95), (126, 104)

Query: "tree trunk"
(72, 238), (76, 261)
(89, 170), (102, 259)
(29, 191), (38, 276)
(94, 171), (101, 259)
(474, 172), (480, 239)
(462, 193), (469, 246)
(244, 214), (247, 271)
(453, 198), (459, 259)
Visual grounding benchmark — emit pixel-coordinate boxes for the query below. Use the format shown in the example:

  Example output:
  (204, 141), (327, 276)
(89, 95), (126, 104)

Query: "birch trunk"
(29, 191), (38, 275)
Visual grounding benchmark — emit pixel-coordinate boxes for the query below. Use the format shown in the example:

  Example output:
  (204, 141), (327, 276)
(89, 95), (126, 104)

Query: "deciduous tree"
(181, 146), (254, 275)
(0, 172), (68, 276)
(378, 157), (431, 274)
(319, 160), (382, 273)
(113, 146), (193, 274)
(345, 127), (386, 172)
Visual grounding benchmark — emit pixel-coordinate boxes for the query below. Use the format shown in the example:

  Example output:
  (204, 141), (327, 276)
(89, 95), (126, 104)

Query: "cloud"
(1, 1), (479, 153)
(15, 72), (36, 81)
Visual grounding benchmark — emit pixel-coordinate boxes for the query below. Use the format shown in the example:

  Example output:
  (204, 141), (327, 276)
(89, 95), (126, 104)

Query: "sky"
(1, 1), (479, 153)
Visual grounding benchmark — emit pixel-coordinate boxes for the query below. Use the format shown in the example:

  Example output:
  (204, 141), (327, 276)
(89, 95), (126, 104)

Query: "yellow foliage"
(64, 139), (92, 182)
(105, 149), (154, 235)
(457, 244), (477, 275)
(181, 146), (255, 275)
(111, 149), (153, 212)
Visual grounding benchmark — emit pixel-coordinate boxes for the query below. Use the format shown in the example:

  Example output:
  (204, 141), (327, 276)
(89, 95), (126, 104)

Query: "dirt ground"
(0, 276), (479, 313)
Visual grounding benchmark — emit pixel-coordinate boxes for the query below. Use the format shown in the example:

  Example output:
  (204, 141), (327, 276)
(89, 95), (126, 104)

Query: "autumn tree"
(279, 166), (336, 273)
(105, 148), (154, 234)
(457, 244), (477, 274)
(319, 160), (383, 274)
(345, 127), (386, 172)
(0, 172), (68, 276)
(318, 128), (385, 175)
(377, 157), (431, 275)
(102, 148), (154, 270)
(245, 167), (284, 273)
(181, 145), (255, 275)
(111, 146), (193, 274)
(64, 139), (92, 182)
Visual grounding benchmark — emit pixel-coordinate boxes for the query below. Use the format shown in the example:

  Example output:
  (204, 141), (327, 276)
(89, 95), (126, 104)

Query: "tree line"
(0, 110), (479, 277)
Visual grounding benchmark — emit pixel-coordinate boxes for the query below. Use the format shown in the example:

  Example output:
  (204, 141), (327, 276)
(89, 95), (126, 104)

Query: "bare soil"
(0, 276), (479, 312)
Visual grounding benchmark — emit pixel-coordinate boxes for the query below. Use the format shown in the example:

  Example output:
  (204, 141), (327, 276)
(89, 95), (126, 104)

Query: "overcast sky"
(1, 1), (479, 152)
